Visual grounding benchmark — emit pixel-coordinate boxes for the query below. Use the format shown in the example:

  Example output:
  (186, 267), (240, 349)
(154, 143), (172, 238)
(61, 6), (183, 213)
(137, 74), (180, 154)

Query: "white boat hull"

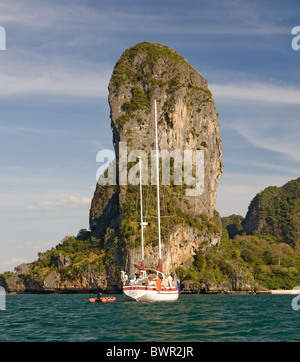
(123, 286), (179, 302)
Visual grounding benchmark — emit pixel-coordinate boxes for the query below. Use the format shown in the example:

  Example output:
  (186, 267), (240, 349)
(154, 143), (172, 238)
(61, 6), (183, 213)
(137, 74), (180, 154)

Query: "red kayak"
(89, 296), (116, 303)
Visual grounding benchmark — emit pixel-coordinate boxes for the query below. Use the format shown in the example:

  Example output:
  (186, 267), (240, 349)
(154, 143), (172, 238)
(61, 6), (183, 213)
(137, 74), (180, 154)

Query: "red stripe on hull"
(123, 286), (178, 292)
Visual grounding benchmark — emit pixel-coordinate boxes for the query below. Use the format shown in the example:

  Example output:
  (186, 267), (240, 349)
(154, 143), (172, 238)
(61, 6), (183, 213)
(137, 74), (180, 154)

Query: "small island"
(1, 43), (299, 295)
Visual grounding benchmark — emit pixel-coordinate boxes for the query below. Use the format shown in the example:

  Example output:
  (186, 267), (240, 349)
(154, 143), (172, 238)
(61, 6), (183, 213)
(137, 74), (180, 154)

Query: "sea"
(1, 293), (300, 344)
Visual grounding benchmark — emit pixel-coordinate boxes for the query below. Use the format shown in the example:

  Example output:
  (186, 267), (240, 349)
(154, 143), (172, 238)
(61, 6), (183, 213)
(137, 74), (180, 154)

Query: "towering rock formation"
(90, 42), (223, 290)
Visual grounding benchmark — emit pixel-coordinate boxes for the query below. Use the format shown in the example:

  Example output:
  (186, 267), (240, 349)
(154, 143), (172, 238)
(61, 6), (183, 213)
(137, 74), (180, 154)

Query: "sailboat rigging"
(121, 100), (179, 302)
(133, 156), (148, 271)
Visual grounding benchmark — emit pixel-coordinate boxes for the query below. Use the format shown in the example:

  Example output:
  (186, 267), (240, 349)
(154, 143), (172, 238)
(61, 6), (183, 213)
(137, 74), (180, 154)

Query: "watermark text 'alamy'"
(0, 26), (6, 51)
(292, 26), (300, 51)
(96, 142), (205, 197)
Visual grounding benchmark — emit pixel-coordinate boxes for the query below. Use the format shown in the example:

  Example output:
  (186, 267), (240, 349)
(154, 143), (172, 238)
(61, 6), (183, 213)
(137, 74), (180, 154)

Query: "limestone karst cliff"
(89, 42), (223, 290)
(0, 42), (227, 294)
(242, 177), (300, 246)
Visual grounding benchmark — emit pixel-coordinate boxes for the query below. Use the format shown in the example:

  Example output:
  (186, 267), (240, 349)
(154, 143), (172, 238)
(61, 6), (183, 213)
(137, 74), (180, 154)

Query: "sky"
(0, 0), (299, 273)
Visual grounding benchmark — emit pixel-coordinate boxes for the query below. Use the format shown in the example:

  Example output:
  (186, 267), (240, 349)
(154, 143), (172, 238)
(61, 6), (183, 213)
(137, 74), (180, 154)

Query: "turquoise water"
(1, 294), (300, 342)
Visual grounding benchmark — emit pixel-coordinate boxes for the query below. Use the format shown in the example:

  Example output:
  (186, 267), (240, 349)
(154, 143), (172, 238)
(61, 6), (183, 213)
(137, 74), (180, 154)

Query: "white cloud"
(0, 0), (289, 37)
(229, 121), (300, 162)
(0, 1), (292, 101)
(0, 1), (98, 28)
(28, 195), (91, 211)
(0, 2), (111, 100)
(211, 82), (300, 105)
(1, 257), (29, 269)
(243, 160), (300, 175)
(210, 81), (300, 163)
(0, 67), (110, 98)
(19, 241), (54, 251)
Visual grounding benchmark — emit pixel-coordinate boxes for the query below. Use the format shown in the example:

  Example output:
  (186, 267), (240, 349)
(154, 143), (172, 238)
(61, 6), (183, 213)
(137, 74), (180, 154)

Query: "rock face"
(90, 42), (223, 287)
(41, 267), (107, 292)
(5, 262), (107, 294)
(182, 275), (268, 294)
(242, 177), (300, 246)
(109, 42), (222, 215)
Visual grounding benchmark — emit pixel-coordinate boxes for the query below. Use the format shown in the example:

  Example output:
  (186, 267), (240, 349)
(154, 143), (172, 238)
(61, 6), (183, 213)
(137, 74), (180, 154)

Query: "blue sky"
(0, 0), (299, 272)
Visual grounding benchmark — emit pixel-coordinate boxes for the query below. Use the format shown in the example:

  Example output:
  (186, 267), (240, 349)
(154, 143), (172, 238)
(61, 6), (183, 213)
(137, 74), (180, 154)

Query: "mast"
(134, 156), (146, 271)
(138, 156), (145, 263)
(155, 100), (163, 272)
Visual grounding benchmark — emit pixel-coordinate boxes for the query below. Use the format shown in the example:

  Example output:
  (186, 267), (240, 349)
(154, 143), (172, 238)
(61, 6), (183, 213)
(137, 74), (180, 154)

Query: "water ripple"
(1, 294), (300, 341)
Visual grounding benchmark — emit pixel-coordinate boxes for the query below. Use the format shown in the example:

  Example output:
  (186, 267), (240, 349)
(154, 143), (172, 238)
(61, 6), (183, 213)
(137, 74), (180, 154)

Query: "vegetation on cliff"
(242, 177), (300, 247)
(32, 235), (106, 281)
(111, 41), (187, 91)
(110, 41), (215, 129)
(1, 178), (300, 292)
(177, 178), (300, 292)
(0, 234), (107, 292)
(178, 230), (300, 291)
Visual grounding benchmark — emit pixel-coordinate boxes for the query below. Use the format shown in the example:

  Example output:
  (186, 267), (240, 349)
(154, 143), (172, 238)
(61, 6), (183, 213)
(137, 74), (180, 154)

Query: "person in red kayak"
(95, 292), (102, 302)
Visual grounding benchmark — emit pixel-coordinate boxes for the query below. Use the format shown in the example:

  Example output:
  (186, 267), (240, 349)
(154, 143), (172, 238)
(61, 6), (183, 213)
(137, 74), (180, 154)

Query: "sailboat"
(121, 100), (179, 302)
